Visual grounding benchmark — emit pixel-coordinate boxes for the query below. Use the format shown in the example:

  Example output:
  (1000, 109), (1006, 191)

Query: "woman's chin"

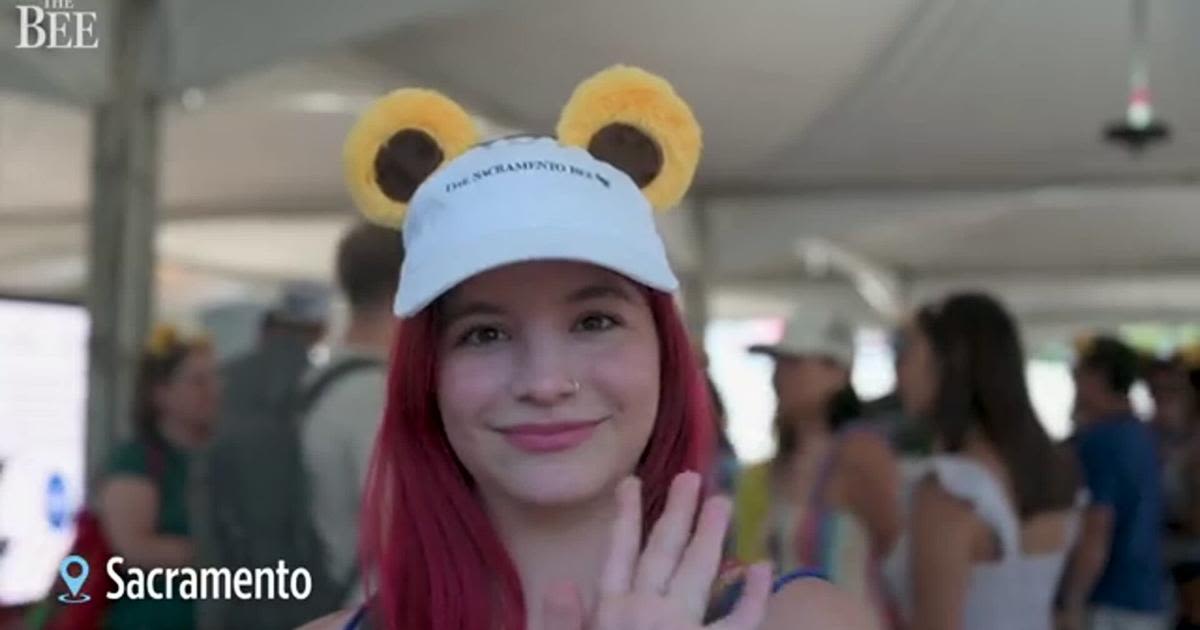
(497, 459), (618, 506)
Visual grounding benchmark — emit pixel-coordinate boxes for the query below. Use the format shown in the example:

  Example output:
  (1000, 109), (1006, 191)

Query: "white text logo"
(105, 557), (313, 601)
(15, 0), (99, 50)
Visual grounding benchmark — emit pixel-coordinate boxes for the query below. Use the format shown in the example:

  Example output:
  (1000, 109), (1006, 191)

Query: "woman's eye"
(458, 326), (507, 346)
(575, 313), (619, 333)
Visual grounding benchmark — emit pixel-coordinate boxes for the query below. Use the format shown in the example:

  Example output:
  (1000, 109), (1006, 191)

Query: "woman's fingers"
(600, 476), (643, 596)
(665, 494), (733, 615)
(541, 578), (586, 630)
(712, 562), (772, 630)
(633, 471), (702, 595)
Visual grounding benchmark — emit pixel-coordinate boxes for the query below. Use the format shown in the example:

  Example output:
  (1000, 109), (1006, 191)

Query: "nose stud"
(569, 379), (581, 394)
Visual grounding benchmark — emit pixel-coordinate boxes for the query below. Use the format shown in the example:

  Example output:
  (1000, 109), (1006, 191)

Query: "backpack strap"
(296, 356), (386, 421)
(294, 355), (385, 602)
(343, 604), (369, 630)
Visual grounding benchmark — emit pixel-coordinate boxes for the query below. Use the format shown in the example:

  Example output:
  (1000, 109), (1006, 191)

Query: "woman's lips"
(498, 419), (604, 453)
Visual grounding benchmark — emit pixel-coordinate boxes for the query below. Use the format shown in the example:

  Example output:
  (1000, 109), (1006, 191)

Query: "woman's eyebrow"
(441, 301), (505, 326)
(565, 283), (637, 304)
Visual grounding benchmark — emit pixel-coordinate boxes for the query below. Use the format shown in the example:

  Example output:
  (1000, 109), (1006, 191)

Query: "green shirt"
(103, 439), (195, 630)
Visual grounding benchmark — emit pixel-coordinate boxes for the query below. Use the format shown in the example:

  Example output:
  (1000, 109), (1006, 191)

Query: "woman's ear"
(557, 65), (701, 212)
(344, 89), (479, 228)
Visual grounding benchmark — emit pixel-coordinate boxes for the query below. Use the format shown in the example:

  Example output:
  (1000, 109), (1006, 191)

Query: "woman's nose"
(510, 337), (579, 405)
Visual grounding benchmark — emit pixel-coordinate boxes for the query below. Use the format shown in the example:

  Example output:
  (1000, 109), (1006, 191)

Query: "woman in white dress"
(885, 293), (1084, 630)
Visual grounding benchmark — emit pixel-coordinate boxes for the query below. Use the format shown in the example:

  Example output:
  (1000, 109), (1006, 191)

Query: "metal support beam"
(85, 0), (163, 490)
(793, 237), (906, 323)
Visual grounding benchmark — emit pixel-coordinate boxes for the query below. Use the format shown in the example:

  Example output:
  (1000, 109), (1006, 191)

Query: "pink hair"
(357, 290), (715, 630)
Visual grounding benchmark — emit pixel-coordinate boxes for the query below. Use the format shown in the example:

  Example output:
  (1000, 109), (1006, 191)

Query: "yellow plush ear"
(146, 323), (180, 358)
(344, 89), (479, 228)
(557, 66), (701, 211)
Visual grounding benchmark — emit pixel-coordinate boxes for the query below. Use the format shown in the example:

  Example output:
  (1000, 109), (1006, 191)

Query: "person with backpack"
(197, 283), (330, 629)
(98, 324), (220, 630)
(299, 222), (403, 609)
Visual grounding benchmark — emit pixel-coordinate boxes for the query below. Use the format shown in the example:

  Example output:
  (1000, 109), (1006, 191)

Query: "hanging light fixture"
(1104, 0), (1171, 152)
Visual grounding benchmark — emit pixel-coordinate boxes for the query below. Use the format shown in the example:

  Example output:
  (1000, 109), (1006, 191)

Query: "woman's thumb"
(541, 578), (585, 630)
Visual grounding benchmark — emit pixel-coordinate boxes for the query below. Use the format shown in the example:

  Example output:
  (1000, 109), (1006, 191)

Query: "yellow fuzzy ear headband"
(343, 90), (479, 228)
(557, 65), (702, 212)
(145, 323), (210, 359)
(344, 65), (701, 227)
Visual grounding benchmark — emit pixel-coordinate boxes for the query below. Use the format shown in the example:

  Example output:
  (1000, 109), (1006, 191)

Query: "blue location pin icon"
(58, 555), (91, 604)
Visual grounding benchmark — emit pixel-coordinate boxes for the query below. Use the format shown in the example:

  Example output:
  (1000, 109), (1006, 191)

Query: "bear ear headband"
(343, 65), (702, 228)
(145, 323), (210, 358)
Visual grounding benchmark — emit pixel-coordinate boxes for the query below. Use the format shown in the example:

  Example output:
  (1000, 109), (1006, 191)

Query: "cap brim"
(748, 342), (852, 365)
(395, 225), (678, 317)
(747, 344), (806, 359)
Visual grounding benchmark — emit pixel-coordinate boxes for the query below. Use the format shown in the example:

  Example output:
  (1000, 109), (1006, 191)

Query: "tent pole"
(85, 0), (164, 492)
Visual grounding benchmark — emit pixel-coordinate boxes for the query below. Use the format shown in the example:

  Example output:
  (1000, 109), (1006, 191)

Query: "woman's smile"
(495, 417), (609, 453)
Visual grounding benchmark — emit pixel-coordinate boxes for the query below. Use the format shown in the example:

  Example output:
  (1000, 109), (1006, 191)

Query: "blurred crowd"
(49, 219), (1200, 630)
(727, 299), (1198, 630)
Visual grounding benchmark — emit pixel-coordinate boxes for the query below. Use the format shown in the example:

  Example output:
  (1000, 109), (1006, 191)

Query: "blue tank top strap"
(342, 605), (368, 630)
(771, 568), (827, 592)
(704, 567), (827, 622)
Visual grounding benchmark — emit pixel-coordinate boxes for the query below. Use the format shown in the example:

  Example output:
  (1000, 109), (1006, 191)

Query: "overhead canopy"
(2, 0), (1198, 340)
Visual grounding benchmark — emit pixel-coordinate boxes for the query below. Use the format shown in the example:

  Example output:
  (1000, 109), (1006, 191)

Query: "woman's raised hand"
(543, 472), (772, 630)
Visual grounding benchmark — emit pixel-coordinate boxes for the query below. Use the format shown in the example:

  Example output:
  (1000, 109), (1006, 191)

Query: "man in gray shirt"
(301, 223), (403, 606)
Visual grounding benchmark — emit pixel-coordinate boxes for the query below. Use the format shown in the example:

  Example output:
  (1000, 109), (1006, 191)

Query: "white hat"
(749, 312), (857, 366)
(342, 66), (702, 318)
(394, 137), (677, 316)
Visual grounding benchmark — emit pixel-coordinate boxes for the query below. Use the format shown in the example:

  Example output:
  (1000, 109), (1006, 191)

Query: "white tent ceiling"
(1, 0), (1198, 338)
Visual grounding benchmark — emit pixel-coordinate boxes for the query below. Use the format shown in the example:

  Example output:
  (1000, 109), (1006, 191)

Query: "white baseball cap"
(749, 312), (857, 366)
(342, 65), (702, 318)
(394, 137), (677, 316)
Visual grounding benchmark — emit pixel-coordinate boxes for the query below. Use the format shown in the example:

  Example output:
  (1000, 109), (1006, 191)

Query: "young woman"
(885, 293), (1083, 630)
(98, 325), (220, 630)
(302, 66), (868, 630)
(734, 313), (901, 629)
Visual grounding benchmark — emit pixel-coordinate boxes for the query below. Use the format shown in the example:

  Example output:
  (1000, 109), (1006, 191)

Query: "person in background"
(1146, 354), (1200, 630)
(196, 282), (331, 629)
(301, 221), (404, 607)
(878, 328), (936, 459)
(1181, 346), (1200, 630)
(707, 372), (739, 497)
(885, 294), (1083, 630)
(1147, 355), (1200, 461)
(262, 282), (329, 347)
(696, 349), (739, 498)
(862, 387), (932, 460)
(1060, 335), (1166, 630)
(735, 311), (900, 628)
(99, 324), (221, 630)
(218, 281), (330, 439)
